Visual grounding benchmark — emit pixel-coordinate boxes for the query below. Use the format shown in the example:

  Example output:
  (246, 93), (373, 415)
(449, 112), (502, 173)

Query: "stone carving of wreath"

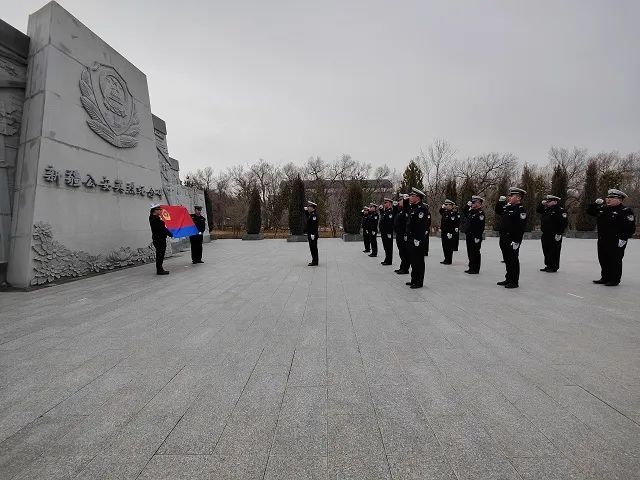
(79, 63), (140, 148)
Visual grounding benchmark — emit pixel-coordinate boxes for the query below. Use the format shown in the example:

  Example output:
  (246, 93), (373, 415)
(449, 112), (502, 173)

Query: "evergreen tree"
(400, 159), (424, 192)
(458, 177), (478, 205)
(493, 174), (510, 231)
(520, 165), (537, 231)
(576, 161), (598, 231)
(343, 182), (364, 235)
(598, 170), (624, 197)
(444, 177), (458, 204)
(550, 165), (568, 203)
(246, 186), (262, 234)
(288, 175), (306, 235)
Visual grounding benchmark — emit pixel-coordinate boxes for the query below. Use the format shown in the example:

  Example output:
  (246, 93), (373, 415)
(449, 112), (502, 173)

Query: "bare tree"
(229, 165), (255, 200)
(548, 147), (587, 190)
(418, 138), (457, 203)
(454, 152), (518, 194)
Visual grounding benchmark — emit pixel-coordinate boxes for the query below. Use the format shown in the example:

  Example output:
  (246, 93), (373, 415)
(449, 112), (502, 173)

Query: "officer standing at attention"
(189, 205), (207, 264)
(362, 207), (370, 253)
(380, 198), (395, 265)
(495, 188), (527, 288)
(149, 204), (173, 275)
(462, 196), (485, 274)
(304, 201), (319, 266)
(588, 189), (635, 286)
(366, 203), (379, 257)
(423, 201), (432, 256)
(439, 199), (460, 265)
(536, 195), (568, 272)
(406, 188), (429, 289)
(394, 194), (410, 274)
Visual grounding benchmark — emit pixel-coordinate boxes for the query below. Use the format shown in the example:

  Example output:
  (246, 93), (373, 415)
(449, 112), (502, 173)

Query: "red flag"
(160, 205), (199, 238)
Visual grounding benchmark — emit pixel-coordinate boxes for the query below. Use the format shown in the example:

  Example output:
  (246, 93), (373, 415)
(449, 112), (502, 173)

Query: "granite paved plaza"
(1, 237), (639, 479)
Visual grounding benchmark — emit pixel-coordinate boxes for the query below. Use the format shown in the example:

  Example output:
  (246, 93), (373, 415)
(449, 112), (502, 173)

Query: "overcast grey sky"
(5, 0), (640, 174)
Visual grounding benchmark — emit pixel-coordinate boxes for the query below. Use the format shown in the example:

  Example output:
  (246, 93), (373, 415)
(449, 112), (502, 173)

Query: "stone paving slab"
(0, 237), (639, 479)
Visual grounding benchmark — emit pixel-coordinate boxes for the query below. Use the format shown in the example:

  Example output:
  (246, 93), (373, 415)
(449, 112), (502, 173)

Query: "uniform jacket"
(394, 204), (407, 235)
(587, 203), (636, 242)
(536, 204), (568, 235)
(439, 207), (461, 234)
(305, 210), (319, 237)
(495, 200), (527, 243)
(366, 211), (379, 235)
(361, 212), (368, 233)
(462, 205), (486, 239)
(407, 202), (429, 242)
(149, 215), (173, 242)
(190, 214), (207, 237)
(380, 208), (395, 235)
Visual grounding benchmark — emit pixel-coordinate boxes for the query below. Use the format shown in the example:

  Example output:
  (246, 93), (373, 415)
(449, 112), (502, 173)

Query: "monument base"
(287, 235), (307, 242)
(242, 234), (264, 240)
(342, 233), (363, 242)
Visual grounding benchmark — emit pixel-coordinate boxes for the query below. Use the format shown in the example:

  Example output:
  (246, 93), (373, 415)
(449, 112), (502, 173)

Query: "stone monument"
(1, 2), (207, 288)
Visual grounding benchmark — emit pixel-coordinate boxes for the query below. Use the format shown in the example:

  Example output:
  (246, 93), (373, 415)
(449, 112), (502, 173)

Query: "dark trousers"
(423, 233), (430, 256)
(466, 236), (482, 272)
(500, 237), (520, 284)
(308, 235), (318, 264)
(153, 240), (166, 273)
(396, 235), (410, 272)
(409, 239), (425, 286)
(382, 233), (393, 263)
(597, 238), (625, 283)
(541, 233), (562, 270)
(441, 235), (454, 263)
(189, 234), (203, 262)
(370, 233), (378, 256)
(363, 231), (370, 251)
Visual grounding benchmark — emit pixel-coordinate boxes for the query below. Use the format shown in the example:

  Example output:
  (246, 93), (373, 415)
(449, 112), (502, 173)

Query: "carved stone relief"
(31, 222), (155, 285)
(79, 63), (139, 148)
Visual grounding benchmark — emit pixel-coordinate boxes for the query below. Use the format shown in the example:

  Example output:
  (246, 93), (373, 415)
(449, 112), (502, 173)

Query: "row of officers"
(359, 187), (635, 288)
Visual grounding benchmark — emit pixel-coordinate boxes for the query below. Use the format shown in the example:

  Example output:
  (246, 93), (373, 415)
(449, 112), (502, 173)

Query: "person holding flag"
(149, 204), (173, 275)
(189, 206), (207, 264)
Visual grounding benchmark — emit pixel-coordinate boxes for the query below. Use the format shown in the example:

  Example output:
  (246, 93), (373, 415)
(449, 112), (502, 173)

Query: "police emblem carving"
(79, 63), (140, 148)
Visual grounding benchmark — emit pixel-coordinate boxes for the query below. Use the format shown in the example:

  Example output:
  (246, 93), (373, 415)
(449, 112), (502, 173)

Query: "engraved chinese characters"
(43, 165), (162, 198)
(80, 63), (140, 148)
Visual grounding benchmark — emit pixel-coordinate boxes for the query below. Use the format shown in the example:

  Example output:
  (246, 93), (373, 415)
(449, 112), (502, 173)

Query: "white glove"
(310, 235), (315, 240)
(414, 239), (420, 247)
(618, 239), (627, 248)
(542, 200), (547, 205)
(474, 238), (480, 244)
(467, 201), (472, 206)
(554, 234), (561, 241)
(303, 206), (308, 210)
(387, 234), (391, 239)
(499, 196), (507, 202)
(595, 198), (604, 205)
(199, 232), (203, 236)
(454, 228), (458, 232)
(446, 233), (452, 239)
(393, 201), (398, 206)
(511, 242), (519, 250)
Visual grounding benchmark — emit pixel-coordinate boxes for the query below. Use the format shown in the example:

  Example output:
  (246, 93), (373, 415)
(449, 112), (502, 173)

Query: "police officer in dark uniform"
(588, 189), (636, 286)
(366, 203), (379, 257)
(380, 198), (395, 265)
(495, 187), (527, 288)
(439, 199), (460, 265)
(394, 194), (410, 274)
(406, 188), (429, 289)
(423, 202), (432, 256)
(149, 204), (173, 275)
(536, 195), (568, 272)
(462, 195), (486, 274)
(362, 207), (370, 253)
(189, 205), (207, 264)
(304, 201), (319, 266)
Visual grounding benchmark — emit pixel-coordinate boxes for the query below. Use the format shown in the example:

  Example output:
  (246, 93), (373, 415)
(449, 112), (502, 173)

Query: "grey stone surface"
(0, 237), (639, 479)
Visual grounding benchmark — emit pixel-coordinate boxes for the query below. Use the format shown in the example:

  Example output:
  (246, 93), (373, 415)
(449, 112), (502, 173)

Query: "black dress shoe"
(396, 270), (409, 275)
(406, 282), (413, 286)
(363, 250), (370, 253)
(381, 262), (392, 266)
(546, 269), (557, 272)
(394, 269), (401, 273)
(504, 283), (519, 288)
(465, 270), (479, 274)
(604, 282), (619, 286)
(410, 284), (423, 289)
(308, 262), (318, 266)
(496, 280), (508, 286)
(440, 261), (451, 265)
(157, 271), (170, 275)
(592, 279), (606, 284)
(368, 254), (377, 257)
(540, 267), (549, 272)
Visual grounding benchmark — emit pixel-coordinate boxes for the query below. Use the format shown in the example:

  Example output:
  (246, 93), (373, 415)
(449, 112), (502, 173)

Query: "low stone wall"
(287, 235), (307, 242)
(342, 233), (363, 242)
